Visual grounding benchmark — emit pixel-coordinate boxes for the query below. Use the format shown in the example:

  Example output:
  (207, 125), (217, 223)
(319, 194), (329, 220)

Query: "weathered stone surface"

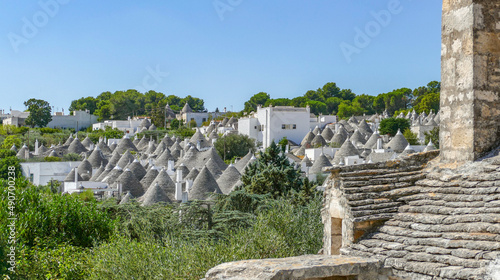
(441, 0), (500, 162)
(203, 255), (389, 280)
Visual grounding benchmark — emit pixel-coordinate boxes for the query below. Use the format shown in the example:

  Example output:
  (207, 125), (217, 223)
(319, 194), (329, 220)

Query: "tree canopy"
(24, 98), (52, 128)
(379, 118), (411, 137)
(70, 90), (205, 122)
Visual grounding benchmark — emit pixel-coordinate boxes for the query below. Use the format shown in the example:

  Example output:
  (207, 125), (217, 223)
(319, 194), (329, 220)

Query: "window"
(202, 118), (207, 122)
(282, 124), (297, 130)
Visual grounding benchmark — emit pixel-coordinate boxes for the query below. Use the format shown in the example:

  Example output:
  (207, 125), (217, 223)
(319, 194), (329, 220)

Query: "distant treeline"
(69, 90), (205, 121)
(243, 81), (440, 118)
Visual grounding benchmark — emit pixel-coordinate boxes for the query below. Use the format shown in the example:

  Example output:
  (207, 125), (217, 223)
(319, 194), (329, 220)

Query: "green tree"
(379, 117), (411, 136)
(0, 154), (21, 178)
(264, 98), (291, 107)
(353, 94), (375, 115)
(403, 128), (420, 145)
(325, 97), (343, 114)
(306, 100), (328, 115)
(170, 119), (180, 130)
(181, 95), (205, 112)
(239, 142), (314, 201)
(244, 92), (270, 112)
(214, 134), (256, 161)
(1, 135), (22, 149)
(290, 96), (309, 108)
(415, 92), (440, 114)
(424, 127), (439, 148)
(69, 97), (98, 114)
(339, 89), (356, 101)
(24, 99), (52, 128)
(321, 82), (341, 99)
(304, 90), (325, 103)
(337, 100), (364, 119)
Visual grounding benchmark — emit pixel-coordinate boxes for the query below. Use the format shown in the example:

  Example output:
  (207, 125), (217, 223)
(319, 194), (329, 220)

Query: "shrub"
(379, 117), (410, 136)
(63, 153), (81, 161)
(44, 156), (61, 162)
(403, 128), (420, 145)
(214, 134), (256, 162)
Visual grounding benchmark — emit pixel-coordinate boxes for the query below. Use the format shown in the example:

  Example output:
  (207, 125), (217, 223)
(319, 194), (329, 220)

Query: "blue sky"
(0, 0), (442, 113)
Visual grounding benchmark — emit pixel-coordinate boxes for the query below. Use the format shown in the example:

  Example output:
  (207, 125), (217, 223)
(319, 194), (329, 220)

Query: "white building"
(21, 161), (81, 186)
(2, 110), (29, 126)
(238, 105), (312, 148)
(92, 117), (143, 136)
(47, 110), (98, 130)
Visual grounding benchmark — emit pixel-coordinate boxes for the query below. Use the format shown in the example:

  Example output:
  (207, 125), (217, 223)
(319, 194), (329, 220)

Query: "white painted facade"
(21, 161), (81, 186)
(47, 110), (98, 130)
(239, 106), (312, 148)
(177, 112), (209, 127)
(92, 118), (143, 136)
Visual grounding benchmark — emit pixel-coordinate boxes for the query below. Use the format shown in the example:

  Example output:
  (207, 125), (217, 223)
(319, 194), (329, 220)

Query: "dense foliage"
(378, 117), (411, 137)
(425, 127), (440, 148)
(243, 81), (440, 117)
(239, 142), (316, 203)
(24, 98), (53, 128)
(214, 134), (256, 162)
(70, 90), (205, 123)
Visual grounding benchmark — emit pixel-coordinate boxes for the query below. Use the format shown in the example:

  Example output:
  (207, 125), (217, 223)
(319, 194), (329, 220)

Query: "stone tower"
(440, 0), (500, 162)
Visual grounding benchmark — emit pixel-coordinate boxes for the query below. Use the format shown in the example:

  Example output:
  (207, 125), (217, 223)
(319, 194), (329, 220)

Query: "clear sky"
(0, 0), (442, 114)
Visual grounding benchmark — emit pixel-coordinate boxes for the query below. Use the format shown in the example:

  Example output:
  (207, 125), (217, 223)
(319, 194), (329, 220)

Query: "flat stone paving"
(204, 255), (384, 280)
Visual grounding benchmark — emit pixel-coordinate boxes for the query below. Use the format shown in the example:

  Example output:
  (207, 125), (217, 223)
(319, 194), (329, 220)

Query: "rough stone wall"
(322, 151), (439, 256)
(441, 0), (500, 162)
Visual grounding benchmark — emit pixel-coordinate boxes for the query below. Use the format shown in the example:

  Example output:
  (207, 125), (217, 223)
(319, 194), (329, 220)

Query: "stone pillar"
(441, 0), (500, 162)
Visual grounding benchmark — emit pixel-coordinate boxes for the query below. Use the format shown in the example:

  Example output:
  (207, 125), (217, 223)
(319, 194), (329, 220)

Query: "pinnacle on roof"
(309, 153), (333, 174)
(176, 164), (190, 179)
(189, 166), (222, 200)
(386, 129), (409, 153)
(64, 135), (74, 146)
(216, 164), (241, 195)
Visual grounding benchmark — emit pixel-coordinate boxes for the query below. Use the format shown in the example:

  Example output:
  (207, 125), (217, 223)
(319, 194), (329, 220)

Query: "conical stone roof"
(332, 139), (360, 165)
(64, 135), (74, 146)
(139, 118), (151, 129)
(312, 126), (321, 135)
(136, 135), (148, 151)
(216, 164), (241, 195)
(101, 166), (123, 185)
(119, 192), (133, 205)
(141, 182), (172, 206)
(205, 158), (223, 179)
(108, 151), (122, 166)
(190, 128), (210, 149)
(330, 130), (347, 147)
(140, 165), (159, 191)
(64, 168), (83, 182)
(301, 155), (313, 167)
(115, 169), (144, 198)
(90, 164), (105, 181)
(311, 134), (327, 147)
(350, 130), (367, 146)
(309, 153), (333, 174)
(189, 166), (222, 200)
(109, 142), (117, 152)
(127, 159), (147, 181)
(181, 103), (193, 113)
(150, 168), (176, 201)
(185, 167), (199, 182)
(234, 150), (253, 173)
(321, 126), (334, 142)
(116, 150), (135, 169)
(38, 144), (49, 155)
(363, 133), (381, 149)
(293, 146), (306, 157)
(386, 130), (409, 153)
(95, 164), (114, 182)
(77, 158), (93, 177)
(423, 140), (437, 152)
(88, 146), (107, 168)
(357, 120), (373, 135)
(114, 135), (138, 154)
(301, 131), (316, 147)
(81, 136), (93, 149)
(155, 148), (174, 168)
(68, 138), (88, 154)
(97, 141), (112, 155)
